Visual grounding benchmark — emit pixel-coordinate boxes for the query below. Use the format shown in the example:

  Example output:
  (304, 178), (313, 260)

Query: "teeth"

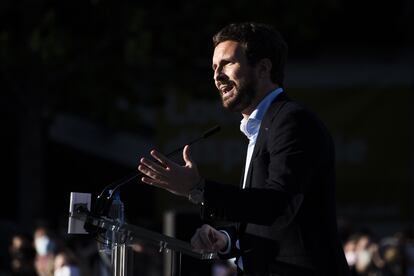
(220, 85), (232, 94)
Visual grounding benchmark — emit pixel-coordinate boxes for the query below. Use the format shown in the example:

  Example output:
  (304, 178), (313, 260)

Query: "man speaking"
(138, 22), (350, 276)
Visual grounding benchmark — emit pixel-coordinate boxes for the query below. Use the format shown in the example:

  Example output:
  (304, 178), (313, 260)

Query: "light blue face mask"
(34, 236), (53, 256)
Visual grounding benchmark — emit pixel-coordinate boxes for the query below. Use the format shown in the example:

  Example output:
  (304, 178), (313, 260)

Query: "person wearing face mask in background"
(53, 249), (81, 276)
(33, 226), (58, 276)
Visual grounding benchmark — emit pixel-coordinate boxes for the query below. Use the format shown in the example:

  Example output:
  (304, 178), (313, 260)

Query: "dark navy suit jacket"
(201, 93), (350, 275)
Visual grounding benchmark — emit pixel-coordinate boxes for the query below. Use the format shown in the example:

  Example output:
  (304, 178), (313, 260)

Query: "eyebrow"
(212, 59), (231, 71)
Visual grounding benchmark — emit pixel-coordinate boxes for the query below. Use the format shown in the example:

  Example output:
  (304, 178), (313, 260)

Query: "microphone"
(92, 125), (221, 218)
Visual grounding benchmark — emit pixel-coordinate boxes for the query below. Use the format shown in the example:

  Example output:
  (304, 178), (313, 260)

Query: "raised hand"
(137, 145), (200, 197)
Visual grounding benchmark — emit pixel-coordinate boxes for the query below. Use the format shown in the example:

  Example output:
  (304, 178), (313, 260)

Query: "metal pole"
(170, 250), (175, 276)
(178, 252), (182, 276)
(112, 244), (133, 276)
(170, 251), (182, 276)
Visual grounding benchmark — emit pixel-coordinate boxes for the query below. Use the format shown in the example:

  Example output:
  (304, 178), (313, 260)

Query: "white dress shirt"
(240, 87), (284, 188)
(220, 87), (284, 270)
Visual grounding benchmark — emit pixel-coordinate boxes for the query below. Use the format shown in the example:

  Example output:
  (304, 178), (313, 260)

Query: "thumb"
(183, 145), (194, 166)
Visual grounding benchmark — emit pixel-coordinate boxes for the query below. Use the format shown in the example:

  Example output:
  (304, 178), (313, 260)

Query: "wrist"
(218, 230), (231, 254)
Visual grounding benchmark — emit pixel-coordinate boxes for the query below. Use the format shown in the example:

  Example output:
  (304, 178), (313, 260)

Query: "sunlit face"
(212, 40), (258, 113)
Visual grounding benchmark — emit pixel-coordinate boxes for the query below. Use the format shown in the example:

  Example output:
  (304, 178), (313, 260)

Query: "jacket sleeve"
(216, 225), (239, 259)
(201, 105), (327, 226)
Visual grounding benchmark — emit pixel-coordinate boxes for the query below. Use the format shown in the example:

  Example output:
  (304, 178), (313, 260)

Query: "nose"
(213, 67), (228, 84)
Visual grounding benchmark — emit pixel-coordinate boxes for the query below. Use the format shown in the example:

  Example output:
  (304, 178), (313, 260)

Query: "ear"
(257, 58), (272, 79)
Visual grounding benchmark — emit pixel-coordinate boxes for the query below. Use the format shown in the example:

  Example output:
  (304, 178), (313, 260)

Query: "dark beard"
(223, 74), (257, 112)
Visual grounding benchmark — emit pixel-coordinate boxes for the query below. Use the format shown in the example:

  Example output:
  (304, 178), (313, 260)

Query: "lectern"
(68, 192), (216, 276)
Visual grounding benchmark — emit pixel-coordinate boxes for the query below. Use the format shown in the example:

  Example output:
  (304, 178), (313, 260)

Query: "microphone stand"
(91, 125), (221, 218)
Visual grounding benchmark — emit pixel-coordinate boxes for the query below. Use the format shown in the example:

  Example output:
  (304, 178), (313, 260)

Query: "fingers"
(191, 225), (219, 251)
(138, 150), (173, 183)
(138, 163), (165, 182)
(212, 231), (228, 251)
(138, 148), (199, 197)
(140, 157), (167, 175)
(140, 176), (168, 189)
(200, 228), (214, 249)
(191, 228), (211, 251)
(183, 145), (193, 166)
(150, 150), (174, 168)
(208, 229), (217, 245)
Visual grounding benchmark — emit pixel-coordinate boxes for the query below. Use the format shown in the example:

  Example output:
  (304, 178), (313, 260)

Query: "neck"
(241, 84), (279, 119)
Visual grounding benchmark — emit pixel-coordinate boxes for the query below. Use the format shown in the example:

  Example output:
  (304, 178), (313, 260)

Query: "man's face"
(212, 40), (258, 113)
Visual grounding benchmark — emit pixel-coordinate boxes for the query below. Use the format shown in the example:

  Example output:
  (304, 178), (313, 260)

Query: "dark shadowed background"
(0, 0), (413, 274)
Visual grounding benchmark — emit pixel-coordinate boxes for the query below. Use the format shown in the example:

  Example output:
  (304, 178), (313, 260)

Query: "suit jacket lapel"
(237, 93), (289, 237)
(244, 92), (290, 189)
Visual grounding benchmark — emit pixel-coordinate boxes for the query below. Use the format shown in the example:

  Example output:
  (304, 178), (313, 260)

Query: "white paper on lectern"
(68, 192), (91, 234)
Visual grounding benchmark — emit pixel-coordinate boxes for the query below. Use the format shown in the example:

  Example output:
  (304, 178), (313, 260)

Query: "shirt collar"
(240, 87), (284, 139)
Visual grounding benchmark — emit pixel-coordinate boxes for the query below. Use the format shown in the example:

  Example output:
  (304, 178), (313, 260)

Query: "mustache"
(218, 80), (232, 86)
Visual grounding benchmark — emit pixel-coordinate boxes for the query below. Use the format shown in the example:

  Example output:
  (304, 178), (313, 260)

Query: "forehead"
(212, 40), (246, 64)
(34, 228), (47, 237)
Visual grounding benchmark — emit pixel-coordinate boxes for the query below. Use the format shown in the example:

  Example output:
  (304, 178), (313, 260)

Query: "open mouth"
(220, 84), (234, 95)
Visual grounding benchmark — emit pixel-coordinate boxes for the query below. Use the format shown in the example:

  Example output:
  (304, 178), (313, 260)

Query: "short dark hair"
(213, 22), (288, 87)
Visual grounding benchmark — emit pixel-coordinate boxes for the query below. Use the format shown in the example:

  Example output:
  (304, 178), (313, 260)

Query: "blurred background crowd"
(340, 222), (414, 276)
(4, 218), (414, 276)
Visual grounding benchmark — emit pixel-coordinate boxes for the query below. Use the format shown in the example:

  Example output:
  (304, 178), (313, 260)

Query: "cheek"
(228, 68), (244, 84)
(235, 63), (251, 77)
